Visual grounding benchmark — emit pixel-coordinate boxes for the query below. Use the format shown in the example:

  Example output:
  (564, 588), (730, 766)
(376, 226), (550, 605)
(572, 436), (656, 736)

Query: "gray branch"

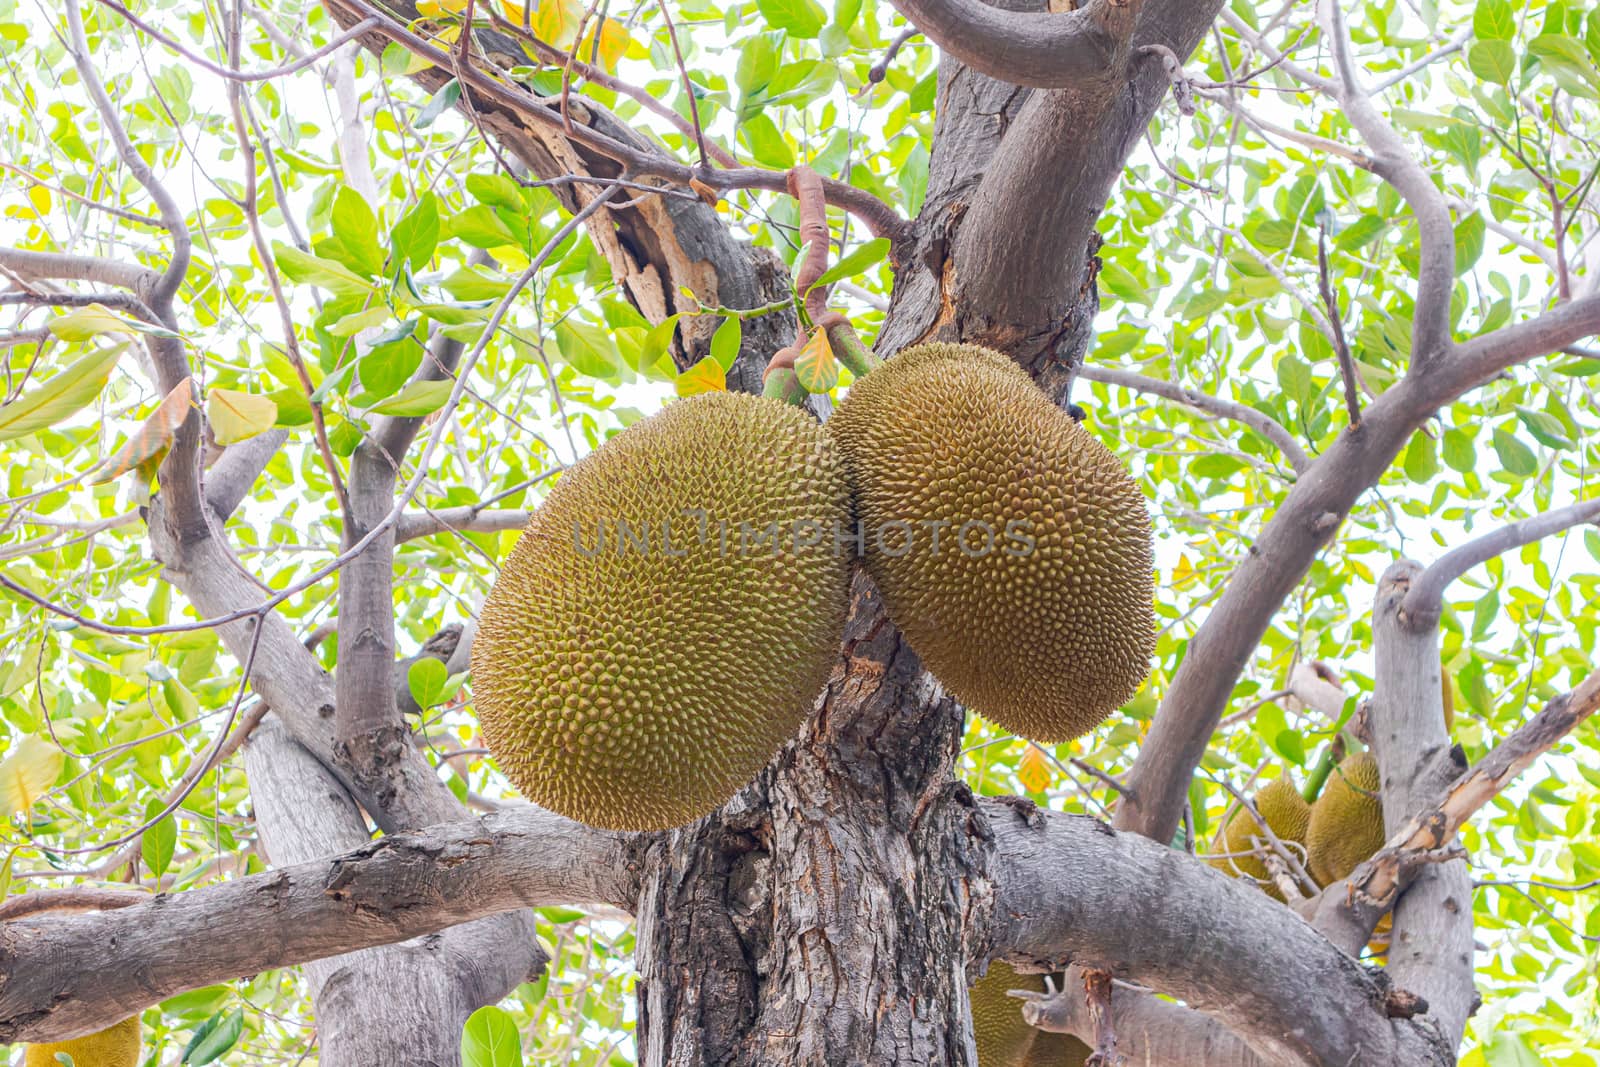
(1077, 364), (1309, 473)
(889, 0), (1135, 89)
(986, 802), (1451, 1066)
(1401, 499), (1600, 630)
(1017, 972), (1267, 1066)
(1318, 0), (1455, 363)
(205, 429), (289, 522)
(396, 507), (531, 543)
(1364, 562), (1475, 1049)
(0, 804), (639, 1044)
(246, 716), (537, 1065)
(0, 247), (158, 295)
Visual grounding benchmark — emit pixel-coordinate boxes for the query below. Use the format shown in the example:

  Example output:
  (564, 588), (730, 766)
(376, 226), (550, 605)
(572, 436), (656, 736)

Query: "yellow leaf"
(581, 17), (630, 71)
(793, 327), (838, 393)
(208, 387), (280, 446)
(418, 0), (468, 14)
(1017, 744), (1052, 795)
(48, 303), (138, 342)
(0, 735), (65, 816)
(532, 0), (578, 46)
(498, 0), (531, 22)
(90, 377), (194, 484)
(675, 355), (726, 396)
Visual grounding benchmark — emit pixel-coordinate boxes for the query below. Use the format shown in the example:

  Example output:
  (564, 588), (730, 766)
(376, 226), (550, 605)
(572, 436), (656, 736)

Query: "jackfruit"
(970, 962), (1091, 1067)
(24, 1015), (141, 1067)
(829, 344), (1155, 743)
(1306, 751), (1385, 885)
(472, 392), (852, 831)
(1209, 775), (1312, 901)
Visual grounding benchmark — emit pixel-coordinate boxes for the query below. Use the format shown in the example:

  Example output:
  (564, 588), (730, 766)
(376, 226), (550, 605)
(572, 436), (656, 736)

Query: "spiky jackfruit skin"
(1209, 776), (1312, 901)
(472, 392), (852, 831)
(829, 344), (1155, 743)
(24, 1016), (141, 1067)
(970, 962), (1091, 1067)
(1307, 751), (1385, 885)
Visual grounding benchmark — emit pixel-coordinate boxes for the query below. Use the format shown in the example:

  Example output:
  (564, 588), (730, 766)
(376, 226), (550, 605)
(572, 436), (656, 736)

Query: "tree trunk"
(634, 578), (994, 1064)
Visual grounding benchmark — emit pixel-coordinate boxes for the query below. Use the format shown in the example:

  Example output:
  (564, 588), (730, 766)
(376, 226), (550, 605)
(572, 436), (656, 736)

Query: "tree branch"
(1318, 0), (1454, 363)
(888, 0), (1136, 90)
(0, 247), (158, 294)
(205, 429), (289, 522)
(1077, 364), (1309, 473)
(1016, 974), (1267, 1066)
(1309, 660), (1600, 971)
(396, 506), (531, 543)
(986, 801), (1449, 1066)
(0, 806), (642, 1043)
(1401, 498), (1600, 631)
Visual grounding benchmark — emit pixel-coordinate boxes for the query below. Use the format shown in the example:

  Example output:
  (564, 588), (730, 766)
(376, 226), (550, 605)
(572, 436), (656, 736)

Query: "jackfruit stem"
(817, 312), (882, 379)
(1302, 698), (1358, 803)
(762, 344), (809, 406)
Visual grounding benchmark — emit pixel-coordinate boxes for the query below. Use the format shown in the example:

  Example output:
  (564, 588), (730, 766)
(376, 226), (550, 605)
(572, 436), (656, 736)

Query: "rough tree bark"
(7, 1), (1600, 1064)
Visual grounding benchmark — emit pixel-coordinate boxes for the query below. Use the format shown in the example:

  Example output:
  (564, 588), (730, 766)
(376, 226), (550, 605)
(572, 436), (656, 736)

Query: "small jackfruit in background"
(1209, 775), (1312, 901)
(1306, 751), (1385, 885)
(970, 961), (1091, 1067)
(472, 392), (852, 831)
(24, 1015), (141, 1067)
(829, 344), (1155, 744)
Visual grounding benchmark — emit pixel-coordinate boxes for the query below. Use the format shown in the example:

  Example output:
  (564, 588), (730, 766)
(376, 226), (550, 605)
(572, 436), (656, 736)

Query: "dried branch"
(337, 0), (907, 239)
(94, 0), (381, 83)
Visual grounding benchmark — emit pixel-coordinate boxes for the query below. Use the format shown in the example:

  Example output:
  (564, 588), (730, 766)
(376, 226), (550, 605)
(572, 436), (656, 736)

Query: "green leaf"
(184, 1007), (244, 1065)
(1442, 428), (1476, 473)
(740, 112), (794, 169)
(1491, 428), (1537, 476)
(1528, 35), (1600, 95)
(274, 242), (374, 297)
(1454, 212), (1485, 274)
(0, 344), (124, 441)
(408, 657), (449, 709)
(756, 0), (826, 38)
(1468, 39), (1518, 82)
(1471, 587), (1500, 641)
(447, 205), (521, 250)
(811, 237), (890, 290)
(898, 142), (930, 216)
(1515, 406), (1574, 450)
(1473, 0), (1515, 40)
(1403, 431), (1438, 483)
(390, 192), (440, 271)
(735, 34), (780, 95)
(466, 173), (526, 213)
(416, 79), (462, 128)
(370, 379), (454, 417)
(637, 314), (681, 372)
(710, 315), (742, 371)
(554, 319), (621, 380)
(331, 186), (384, 276)
(142, 797), (177, 879)
(1334, 214), (1388, 251)
(461, 1005), (524, 1067)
